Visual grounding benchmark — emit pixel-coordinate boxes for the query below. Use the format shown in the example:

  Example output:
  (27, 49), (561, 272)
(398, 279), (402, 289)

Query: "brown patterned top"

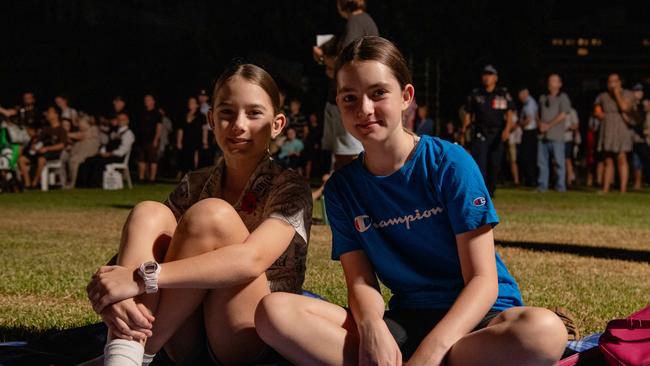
(164, 156), (312, 294)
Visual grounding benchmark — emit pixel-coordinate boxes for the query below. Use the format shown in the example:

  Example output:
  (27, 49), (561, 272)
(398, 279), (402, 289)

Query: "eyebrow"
(215, 102), (267, 110)
(338, 82), (392, 93)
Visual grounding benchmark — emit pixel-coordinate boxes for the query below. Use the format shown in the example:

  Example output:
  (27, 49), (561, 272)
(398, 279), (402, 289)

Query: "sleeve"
(324, 178), (362, 260)
(465, 92), (476, 114)
(164, 174), (193, 221)
(594, 94), (602, 106)
(524, 100), (537, 119)
(560, 93), (572, 114)
(264, 171), (313, 243)
(111, 130), (135, 157)
(436, 144), (499, 234)
(506, 92), (516, 111)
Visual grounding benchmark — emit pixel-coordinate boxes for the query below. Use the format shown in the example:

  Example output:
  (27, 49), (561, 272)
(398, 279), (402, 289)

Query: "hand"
(313, 46), (324, 63)
(500, 129), (509, 142)
(38, 146), (47, 154)
(358, 319), (402, 366)
(177, 143), (182, 150)
(539, 123), (549, 133)
(101, 297), (155, 341)
(100, 152), (111, 158)
(87, 265), (143, 313)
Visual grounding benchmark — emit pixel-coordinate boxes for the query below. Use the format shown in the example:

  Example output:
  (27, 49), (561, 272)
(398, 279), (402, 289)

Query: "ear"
(206, 109), (215, 130)
(271, 113), (287, 139)
(401, 84), (415, 111)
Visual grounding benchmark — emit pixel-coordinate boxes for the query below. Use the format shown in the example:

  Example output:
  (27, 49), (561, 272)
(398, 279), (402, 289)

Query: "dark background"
(1, 0), (649, 125)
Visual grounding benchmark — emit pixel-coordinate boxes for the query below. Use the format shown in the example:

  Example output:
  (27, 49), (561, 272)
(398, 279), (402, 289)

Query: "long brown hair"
(335, 36), (412, 90)
(211, 63), (281, 114)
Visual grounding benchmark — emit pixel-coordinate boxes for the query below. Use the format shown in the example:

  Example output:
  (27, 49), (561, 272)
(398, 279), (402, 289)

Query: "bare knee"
(180, 198), (241, 239)
(503, 307), (568, 361)
(255, 293), (300, 342)
(129, 201), (177, 231)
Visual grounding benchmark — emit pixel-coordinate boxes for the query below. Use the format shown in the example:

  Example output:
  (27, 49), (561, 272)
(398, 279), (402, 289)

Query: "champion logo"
(354, 206), (444, 233)
(473, 197), (486, 207)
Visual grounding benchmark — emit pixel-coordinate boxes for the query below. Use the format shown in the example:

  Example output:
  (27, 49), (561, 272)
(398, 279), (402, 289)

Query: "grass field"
(0, 185), (649, 342)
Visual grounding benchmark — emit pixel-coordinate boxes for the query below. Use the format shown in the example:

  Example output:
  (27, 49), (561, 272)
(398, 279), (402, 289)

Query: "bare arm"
(341, 250), (403, 365)
(176, 129), (183, 149)
(612, 89), (632, 113)
(407, 225), (499, 365)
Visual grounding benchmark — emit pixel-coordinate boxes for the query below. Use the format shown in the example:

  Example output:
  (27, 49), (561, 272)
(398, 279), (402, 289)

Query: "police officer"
(462, 65), (515, 196)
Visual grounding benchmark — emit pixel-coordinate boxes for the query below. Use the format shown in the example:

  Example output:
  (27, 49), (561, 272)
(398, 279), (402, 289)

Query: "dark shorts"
(136, 144), (158, 163)
(154, 341), (289, 366)
(383, 308), (502, 361)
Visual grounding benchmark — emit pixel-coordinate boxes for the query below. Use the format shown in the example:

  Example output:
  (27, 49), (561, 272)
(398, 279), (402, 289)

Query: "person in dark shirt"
(18, 105), (69, 188)
(0, 92), (42, 130)
(287, 98), (308, 140)
(177, 97), (205, 177)
(135, 94), (162, 183)
(462, 65), (515, 196)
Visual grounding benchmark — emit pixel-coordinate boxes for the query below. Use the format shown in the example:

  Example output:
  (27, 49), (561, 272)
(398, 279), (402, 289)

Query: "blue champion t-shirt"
(324, 136), (523, 311)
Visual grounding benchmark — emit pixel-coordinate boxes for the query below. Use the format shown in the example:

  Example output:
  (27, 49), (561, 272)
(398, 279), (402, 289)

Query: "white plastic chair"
(104, 151), (132, 189)
(40, 160), (63, 191)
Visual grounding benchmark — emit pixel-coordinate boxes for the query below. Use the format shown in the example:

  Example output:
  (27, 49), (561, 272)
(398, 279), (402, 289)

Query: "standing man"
(537, 74), (571, 192)
(517, 87), (539, 187)
(135, 94), (162, 183)
(462, 65), (515, 196)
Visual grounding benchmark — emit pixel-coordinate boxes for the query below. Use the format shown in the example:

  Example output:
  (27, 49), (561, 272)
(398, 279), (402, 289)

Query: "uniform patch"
(473, 197), (486, 207)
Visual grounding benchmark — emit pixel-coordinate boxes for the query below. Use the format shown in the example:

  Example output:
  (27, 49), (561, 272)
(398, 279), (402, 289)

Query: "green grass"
(0, 186), (649, 341)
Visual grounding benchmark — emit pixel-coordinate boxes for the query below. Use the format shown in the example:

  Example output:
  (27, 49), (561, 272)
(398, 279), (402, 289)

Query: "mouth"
(226, 137), (252, 145)
(355, 120), (382, 130)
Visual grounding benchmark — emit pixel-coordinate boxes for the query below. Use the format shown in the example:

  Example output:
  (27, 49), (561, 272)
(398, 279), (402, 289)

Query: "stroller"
(0, 124), (23, 193)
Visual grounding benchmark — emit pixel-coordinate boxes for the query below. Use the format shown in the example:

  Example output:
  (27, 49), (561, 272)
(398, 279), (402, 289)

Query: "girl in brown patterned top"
(85, 64), (312, 366)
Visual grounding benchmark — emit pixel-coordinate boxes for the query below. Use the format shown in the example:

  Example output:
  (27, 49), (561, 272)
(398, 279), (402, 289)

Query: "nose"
(358, 95), (374, 118)
(231, 110), (247, 133)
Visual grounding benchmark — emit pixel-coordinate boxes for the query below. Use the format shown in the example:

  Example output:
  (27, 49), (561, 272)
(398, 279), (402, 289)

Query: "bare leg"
(596, 161), (604, 186)
(446, 307), (567, 366)
(633, 169), (642, 190)
(144, 198), (271, 365)
(602, 157), (614, 193)
(150, 163), (158, 182)
(617, 152), (628, 193)
(18, 156), (31, 187)
(256, 293), (359, 366)
(138, 162), (147, 181)
(510, 161), (519, 186)
(33, 156), (47, 187)
(565, 159), (574, 187)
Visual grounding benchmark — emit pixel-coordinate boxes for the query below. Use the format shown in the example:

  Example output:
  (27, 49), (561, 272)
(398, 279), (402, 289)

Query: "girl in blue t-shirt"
(256, 37), (567, 365)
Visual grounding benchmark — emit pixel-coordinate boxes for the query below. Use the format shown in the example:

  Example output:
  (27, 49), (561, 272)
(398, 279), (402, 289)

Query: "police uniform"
(465, 74), (514, 196)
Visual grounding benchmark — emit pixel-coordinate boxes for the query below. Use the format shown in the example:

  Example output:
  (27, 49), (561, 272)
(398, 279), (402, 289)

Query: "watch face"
(143, 262), (158, 274)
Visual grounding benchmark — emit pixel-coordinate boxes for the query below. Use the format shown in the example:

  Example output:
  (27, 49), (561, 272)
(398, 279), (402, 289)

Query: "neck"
(485, 84), (496, 92)
(549, 90), (559, 96)
(363, 128), (416, 176)
(222, 153), (265, 199)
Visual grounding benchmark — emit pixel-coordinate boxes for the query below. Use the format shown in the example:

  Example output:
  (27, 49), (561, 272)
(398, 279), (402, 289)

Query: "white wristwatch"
(138, 261), (161, 294)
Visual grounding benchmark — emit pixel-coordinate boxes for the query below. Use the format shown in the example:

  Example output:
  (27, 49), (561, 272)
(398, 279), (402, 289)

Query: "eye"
(217, 108), (234, 117)
(372, 89), (388, 99)
(341, 94), (357, 103)
(247, 109), (264, 117)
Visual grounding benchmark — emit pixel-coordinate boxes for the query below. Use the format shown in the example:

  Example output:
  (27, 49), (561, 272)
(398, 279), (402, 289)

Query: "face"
(309, 113), (318, 125)
(518, 89), (529, 103)
(482, 73), (497, 87)
(144, 95), (155, 109)
(198, 94), (209, 104)
(113, 99), (125, 112)
(287, 128), (297, 140)
(290, 100), (301, 114)
(607, 74), (621, 91)
(417, 106), (428, 119)
(548, 75), (562, 92)
(633, 90), (643, 101)
(336, 60), (414, 144)
(188, 97), (198, 110)
(45, 107), (59, 123)
(54, 96), (66, 107)
(117, 114), (129, 126)
(23, 93), (35, 106)
(209, 77), (285, 159)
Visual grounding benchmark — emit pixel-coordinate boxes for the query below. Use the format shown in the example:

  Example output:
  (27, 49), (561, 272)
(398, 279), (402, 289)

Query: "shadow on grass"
(0, 323), (105, 365)
(109, 204), (135, 210)
(496, 240), (650, 263)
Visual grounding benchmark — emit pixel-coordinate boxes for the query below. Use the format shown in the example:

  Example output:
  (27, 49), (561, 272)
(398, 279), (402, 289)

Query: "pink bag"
(598, 306), (650, 366)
